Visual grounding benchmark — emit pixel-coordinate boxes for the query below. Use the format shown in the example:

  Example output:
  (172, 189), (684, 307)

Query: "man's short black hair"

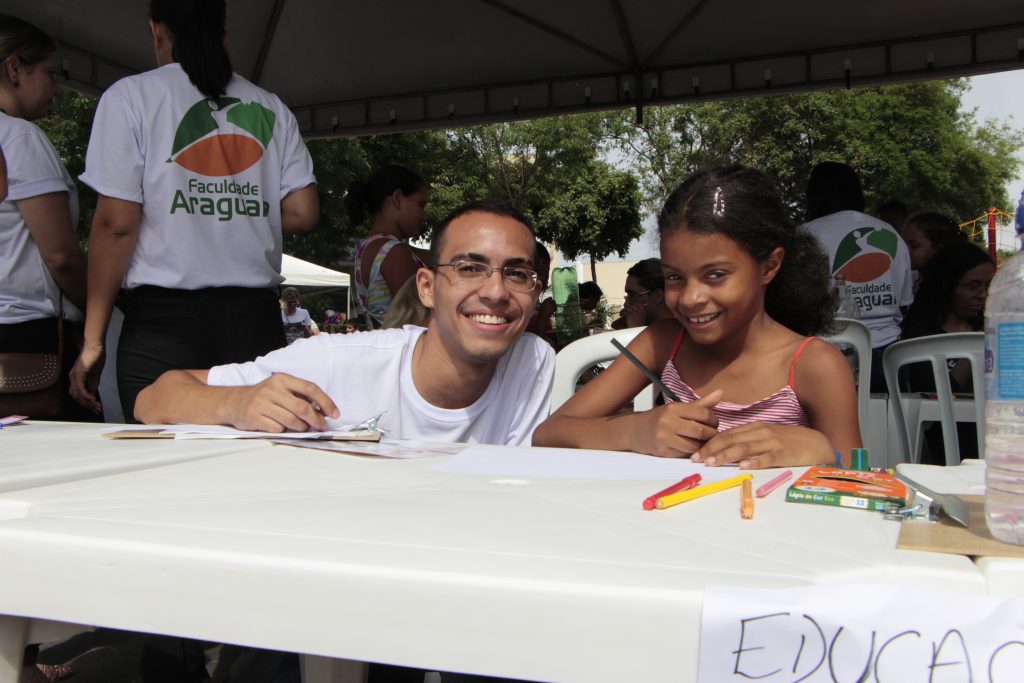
(626, 258), (665, 292)
(578, 281), (603, 300)
(428, 199), (536, 266)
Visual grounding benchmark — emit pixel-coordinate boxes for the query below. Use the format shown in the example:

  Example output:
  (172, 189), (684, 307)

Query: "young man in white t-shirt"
(135, 199), (555, 445)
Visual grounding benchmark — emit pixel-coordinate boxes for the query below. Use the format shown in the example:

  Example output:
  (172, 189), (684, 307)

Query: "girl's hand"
(640, 390), (723, 458)
(692, 422), (832, 469)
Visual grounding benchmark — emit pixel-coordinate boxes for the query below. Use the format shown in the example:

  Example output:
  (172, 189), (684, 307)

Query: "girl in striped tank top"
(535, 166), (862, 469)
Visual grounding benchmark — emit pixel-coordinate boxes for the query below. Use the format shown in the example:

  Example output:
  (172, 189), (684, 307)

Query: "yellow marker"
(655, 473), (753, 510)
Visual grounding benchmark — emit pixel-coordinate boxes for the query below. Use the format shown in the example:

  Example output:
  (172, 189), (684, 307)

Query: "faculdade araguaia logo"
(832, 227), (900, 283)
(168, 97), (276, 176)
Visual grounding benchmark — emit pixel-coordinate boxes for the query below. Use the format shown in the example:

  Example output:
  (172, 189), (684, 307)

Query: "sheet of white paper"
(271, 439), (467, 459)
(429, 444), (735, 481)
(699, 583), (1024, 682)
(113, 424), (378, 440)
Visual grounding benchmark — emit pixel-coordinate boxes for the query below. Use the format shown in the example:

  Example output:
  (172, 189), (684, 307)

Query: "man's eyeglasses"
(624, 289), (652, 300)
(433, 260), (539, 293)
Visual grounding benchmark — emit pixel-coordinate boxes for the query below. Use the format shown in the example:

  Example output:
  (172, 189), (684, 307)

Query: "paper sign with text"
(699, 584), (1024, 682)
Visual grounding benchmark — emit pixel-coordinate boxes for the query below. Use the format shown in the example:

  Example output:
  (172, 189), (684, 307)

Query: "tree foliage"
(608, 80), (1023, 224)
(35, 89), (98, 244)
(444, 115), (644, 266)
(30, 78), (1022, 272)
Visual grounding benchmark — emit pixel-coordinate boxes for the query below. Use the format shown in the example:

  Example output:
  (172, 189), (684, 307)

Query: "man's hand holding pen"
(227, 372), (339, 433)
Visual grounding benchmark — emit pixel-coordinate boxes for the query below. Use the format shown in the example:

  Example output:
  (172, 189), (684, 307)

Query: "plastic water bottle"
(984, 188), (1024, 545)
(834, 274), (861, 319)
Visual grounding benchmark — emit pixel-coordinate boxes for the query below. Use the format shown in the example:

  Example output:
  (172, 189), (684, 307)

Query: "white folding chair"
(551, 327), (655, 412)
(821, 317), (872, 439)
(882, 332), (985, 465)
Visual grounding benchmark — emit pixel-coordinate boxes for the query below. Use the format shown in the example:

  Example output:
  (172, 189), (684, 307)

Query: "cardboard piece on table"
(897, 495), (1024, 559)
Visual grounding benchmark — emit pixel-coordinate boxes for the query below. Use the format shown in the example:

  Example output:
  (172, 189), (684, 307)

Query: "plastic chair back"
(551, 327), (654, 412)
(821, 317), (872, 439)
(882, 332), (985, 465)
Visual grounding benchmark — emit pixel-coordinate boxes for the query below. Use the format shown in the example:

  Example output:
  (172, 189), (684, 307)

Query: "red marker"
(642, 474), (702, 510)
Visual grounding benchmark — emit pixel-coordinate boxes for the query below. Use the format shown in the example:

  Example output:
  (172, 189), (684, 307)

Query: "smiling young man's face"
(417, 211), (538, 367)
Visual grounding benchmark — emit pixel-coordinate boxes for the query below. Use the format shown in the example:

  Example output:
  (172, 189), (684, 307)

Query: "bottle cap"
(851, 448), (870, 472)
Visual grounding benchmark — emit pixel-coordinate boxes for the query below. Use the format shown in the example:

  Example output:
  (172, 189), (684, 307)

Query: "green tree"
(536, 162), (643, 280)
(609, 80), (1023, 224)
(35, 89), (98, 243)
(446, 115), (643, 281)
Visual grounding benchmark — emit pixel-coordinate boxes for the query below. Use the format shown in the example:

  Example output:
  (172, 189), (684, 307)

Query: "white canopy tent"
(280, 254), (350, 288)
(8, 1), (1024, 137)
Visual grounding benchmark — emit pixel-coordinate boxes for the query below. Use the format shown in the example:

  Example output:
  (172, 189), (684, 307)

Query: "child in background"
(534, 166), (862, 469)
(902, 212), (964, 274)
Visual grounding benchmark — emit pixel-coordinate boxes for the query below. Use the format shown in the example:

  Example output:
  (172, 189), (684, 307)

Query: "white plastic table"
(0, 426), (995, 683)
(0, 420), (272, 496)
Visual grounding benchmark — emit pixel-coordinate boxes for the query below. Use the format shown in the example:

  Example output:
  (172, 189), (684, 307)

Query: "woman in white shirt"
(0, 14), (88, 419)
(69, 0), (319, 421)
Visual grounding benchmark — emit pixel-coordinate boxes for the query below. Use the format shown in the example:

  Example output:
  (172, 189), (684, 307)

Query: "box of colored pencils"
(785, 467), (907, 512)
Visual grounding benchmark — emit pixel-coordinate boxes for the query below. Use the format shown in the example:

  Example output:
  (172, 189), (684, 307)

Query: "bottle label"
(997, 322), (1024, 399)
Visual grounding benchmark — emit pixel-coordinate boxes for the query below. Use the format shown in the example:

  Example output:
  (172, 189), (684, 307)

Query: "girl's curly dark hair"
(658, 165), (837, 336)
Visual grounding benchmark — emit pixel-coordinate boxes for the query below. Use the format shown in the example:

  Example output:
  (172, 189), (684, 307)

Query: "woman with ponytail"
(70, 0), (319, 422)
(346, 164), (429, 327)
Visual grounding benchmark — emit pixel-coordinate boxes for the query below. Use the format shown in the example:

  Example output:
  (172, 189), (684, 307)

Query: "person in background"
(901, 211), (964, 275)
(803, 161), (913, 393)
(875, 199), (909, 236)
(578, 280), (605, 332)
(347, 165), (430, 328)
(280, 286), (318, 344)
(525, 240), (556, 343)
(69, 0), (318, 424)
(535, 165), (861, 469)
(0, 14), (90, 422)
(611, 258), (674, 329)
(901, 241), (995, 462)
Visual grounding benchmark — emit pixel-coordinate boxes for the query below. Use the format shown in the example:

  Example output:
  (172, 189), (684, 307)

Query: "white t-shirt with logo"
(208, 326), (555, 445)
(80, 63), (315, 290)
(0, 113), (82, 324)
(803, 210), (913, 347)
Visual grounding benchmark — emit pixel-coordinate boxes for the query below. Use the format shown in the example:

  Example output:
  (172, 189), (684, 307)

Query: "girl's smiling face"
(660, 229), (782, 345)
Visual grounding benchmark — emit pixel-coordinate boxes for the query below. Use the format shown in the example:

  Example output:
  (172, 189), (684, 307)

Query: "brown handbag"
(0, 299), (65, 418)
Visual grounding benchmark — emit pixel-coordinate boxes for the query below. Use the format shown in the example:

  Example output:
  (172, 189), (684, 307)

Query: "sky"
(601, 70), (1024, 265)
(960, 69), (1024, 251)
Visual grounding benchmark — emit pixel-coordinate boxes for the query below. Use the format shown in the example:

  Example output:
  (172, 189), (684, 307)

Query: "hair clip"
(712, 187), (726, 217)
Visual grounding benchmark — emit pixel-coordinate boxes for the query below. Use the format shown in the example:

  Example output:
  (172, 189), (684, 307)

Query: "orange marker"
(741, 478), (755, 520)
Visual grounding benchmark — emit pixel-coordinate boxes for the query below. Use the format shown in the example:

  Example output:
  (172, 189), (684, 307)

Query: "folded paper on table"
(270, 439), (466, 459)
(429, 445), (737, 481)
(103, 424), (381, 442)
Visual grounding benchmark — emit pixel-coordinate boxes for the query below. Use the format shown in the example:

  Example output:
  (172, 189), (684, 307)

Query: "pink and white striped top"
(660, 331), (814, 431)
